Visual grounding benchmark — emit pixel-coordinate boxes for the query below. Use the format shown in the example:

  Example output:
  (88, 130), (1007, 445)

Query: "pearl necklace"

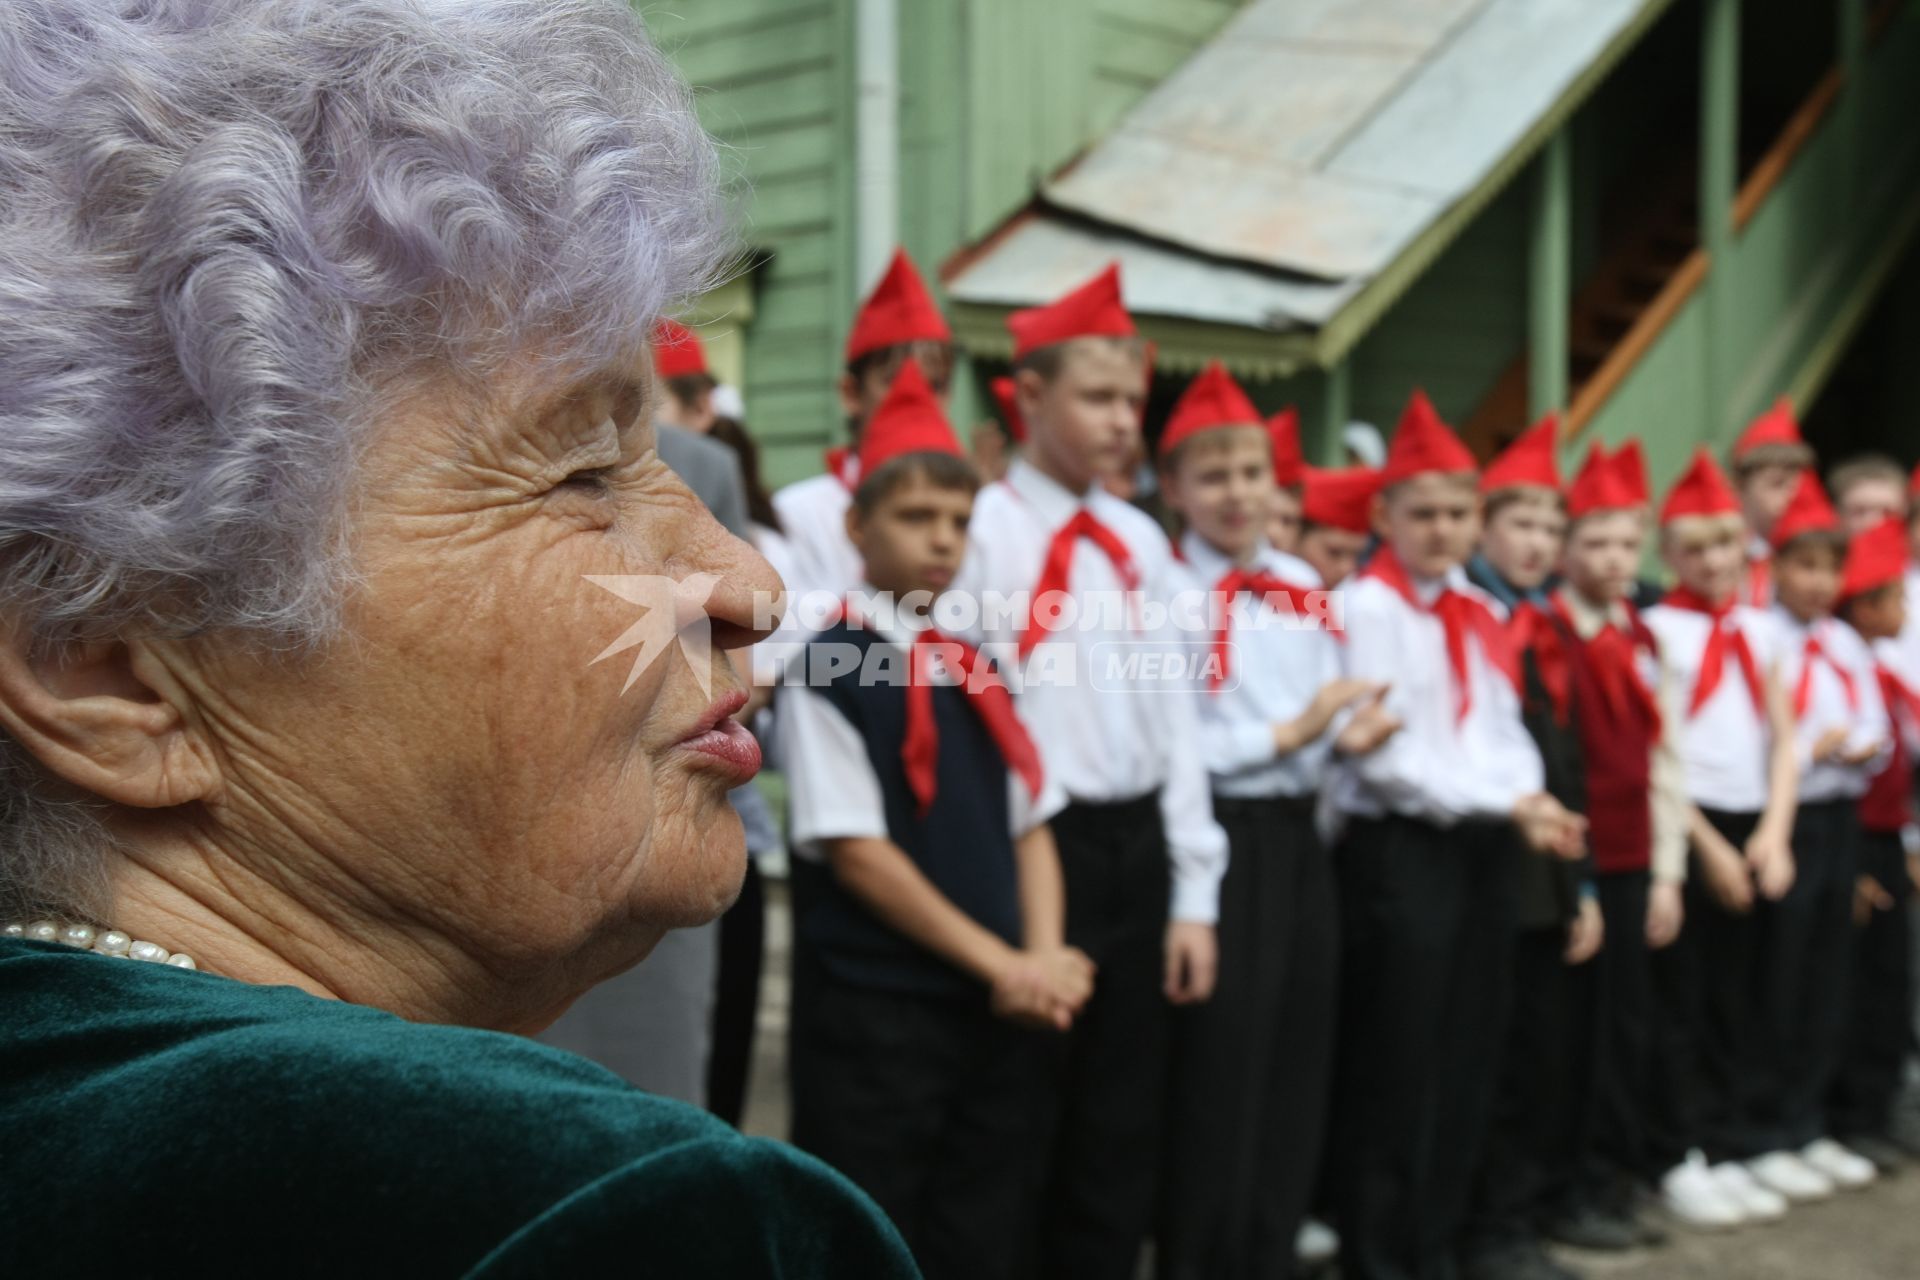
(3, 919), (198, 969)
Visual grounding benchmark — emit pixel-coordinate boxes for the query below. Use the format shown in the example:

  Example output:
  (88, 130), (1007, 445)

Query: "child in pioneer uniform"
(780, 361), (1092, 1280)
(773, 248), (954, 600)
(1544, 442), (1690, 1248)
(1327, 390), (1586, 1280)
(1265, 406), (1308, 554)
(1153, 363), (1399, 1280)
(1641, 448), (1801, 1228)
(1461, 418), (1622, 1280)
(1296, 464), (1381, 588)
(650, 317), (720, 435)
(1750, 475), (1889, 1194)
(949, 264), (1229, 1279)
(1729, 399), (1815, 608)
(1828, 517), (1920, 1167)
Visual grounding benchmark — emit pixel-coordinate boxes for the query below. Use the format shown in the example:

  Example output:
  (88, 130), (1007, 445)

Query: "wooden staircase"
(1463, 166), (1701, 458)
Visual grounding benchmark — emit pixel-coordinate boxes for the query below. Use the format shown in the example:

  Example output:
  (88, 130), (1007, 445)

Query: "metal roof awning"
(945, 0), (1674, 377)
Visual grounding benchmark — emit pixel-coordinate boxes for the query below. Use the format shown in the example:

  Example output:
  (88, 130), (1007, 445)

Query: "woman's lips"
(675, 691), (761, 780)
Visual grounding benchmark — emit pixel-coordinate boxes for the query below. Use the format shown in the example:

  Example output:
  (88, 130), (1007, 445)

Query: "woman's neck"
(102, 830), (643, 1034)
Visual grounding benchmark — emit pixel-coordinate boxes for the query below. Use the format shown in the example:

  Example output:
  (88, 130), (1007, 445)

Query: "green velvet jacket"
(0, 937), (919, 1277)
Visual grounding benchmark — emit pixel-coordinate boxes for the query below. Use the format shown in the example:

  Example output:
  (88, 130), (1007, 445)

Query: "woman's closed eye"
(558, 465), (617, 493)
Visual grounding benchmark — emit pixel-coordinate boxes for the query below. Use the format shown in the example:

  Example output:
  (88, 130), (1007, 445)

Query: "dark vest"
(1565, 614), (1659, 875)
(791, 620), (1021, 998)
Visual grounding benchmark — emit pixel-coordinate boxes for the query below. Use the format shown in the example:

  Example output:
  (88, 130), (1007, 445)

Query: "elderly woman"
(0, 1), (915, 1274)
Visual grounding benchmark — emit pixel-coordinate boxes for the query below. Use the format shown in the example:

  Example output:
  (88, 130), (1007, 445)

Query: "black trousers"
(1040, 794), (1172, 1280)
(1832, 828), (1914, 1140)
(1750, 799), (1860, 1151)
(789, 957), (1053, 1280)
(1331, 815), (1516, 1280)
(706, 858), (765, 1127)
(1159, 796), (1338, 1280)
(1588, 872), (1656, 1184)
(1467, 882), (1597, 1258)
(1647, 808), (1762, 1167)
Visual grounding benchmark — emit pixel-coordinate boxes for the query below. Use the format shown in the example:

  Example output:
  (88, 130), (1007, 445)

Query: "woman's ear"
(0, 623), (219, 809)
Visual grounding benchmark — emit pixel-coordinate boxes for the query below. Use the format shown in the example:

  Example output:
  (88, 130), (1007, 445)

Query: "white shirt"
(1329, 566), (1545, 825)
(1875, 633), (1920, 757)
(777, 610), (1067, 864)
(771, 472), (862, 601)
(1557, 589), (1691, 883)
(1643, 602), (1781, 813)
(1172, 532), (1343, 800)
(949, 459), (1230, 922)
(1891, 565), (1920, 687)
(1772, 609), (1891, 803)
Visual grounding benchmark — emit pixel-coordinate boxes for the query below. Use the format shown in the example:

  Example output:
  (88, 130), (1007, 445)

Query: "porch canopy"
(942, 0), (1669, 377)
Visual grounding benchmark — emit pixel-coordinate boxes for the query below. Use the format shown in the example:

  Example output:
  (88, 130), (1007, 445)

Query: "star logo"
(585, 572), (722, 697)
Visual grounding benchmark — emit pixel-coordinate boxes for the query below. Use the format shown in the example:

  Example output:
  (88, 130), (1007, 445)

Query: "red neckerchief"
(1017, 508), (1139, 658)
(822, 446), (859, 493)
(1745, 549), (1773, 608)
(1507, 600), (1572, 724)
(1660, 587), (1766, 718)
(1868, 662), (1919, 827)
(1362, 544), (1515, 723)
(834, 603), (1045, 817)
(1792, 626), (1860, 721)
(1553, 593), (1662, 733)
(1207, 565), (1320, 693)
(1879, 662), (1920, 733)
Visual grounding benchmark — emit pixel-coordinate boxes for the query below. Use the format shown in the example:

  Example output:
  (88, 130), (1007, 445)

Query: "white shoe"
(1295, 1217), (1339, 1264)
(1746, 1150), (1834, 1201)
(1661, 1152), (1748, 1229)
(1802, 1137), (1878, 1189)
(1712, 1160), (1788, 1220)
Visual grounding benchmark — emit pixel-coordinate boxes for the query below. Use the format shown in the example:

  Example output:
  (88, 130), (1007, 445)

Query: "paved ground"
(738, 883), (1920, 1278)
(1558, 1181), (1920, 1279)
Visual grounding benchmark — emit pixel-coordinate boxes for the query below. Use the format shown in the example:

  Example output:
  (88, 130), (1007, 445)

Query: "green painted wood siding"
(649, 0), (1243, 486)
(1348, 182), (1533, 435)
(1581, 5), (1920, 494)
(642, 0), (856, 487)
(904, 0), (1246, 469)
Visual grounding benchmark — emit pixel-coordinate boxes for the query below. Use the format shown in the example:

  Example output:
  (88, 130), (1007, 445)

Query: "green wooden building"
(644, 0), (1920, 489)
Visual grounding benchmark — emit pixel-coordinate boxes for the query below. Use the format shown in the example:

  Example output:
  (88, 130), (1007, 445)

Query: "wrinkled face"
(1849, 581), (1907, 641)
(1480, 492), (1567, 592)
(1774, 540), (1842, 622)
(1161, 429), (1274, 562)
(1662, 517), (1746, 604)
(1838, 477), (1906, 536)
(1020, 340), (1147, 492)
(1299, 526), (1366, 586)
(848, 471), (973, 601)
(1268, 486), (1303, 553)
(1377, 473), (1480, 580)
(1562, 509), (1646, 605)
(1740, 463), (1803, 536)
(167, 352), (780, 987)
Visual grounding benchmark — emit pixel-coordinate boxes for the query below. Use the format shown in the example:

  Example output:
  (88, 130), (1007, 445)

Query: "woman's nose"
(672, 495), (784, 652)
